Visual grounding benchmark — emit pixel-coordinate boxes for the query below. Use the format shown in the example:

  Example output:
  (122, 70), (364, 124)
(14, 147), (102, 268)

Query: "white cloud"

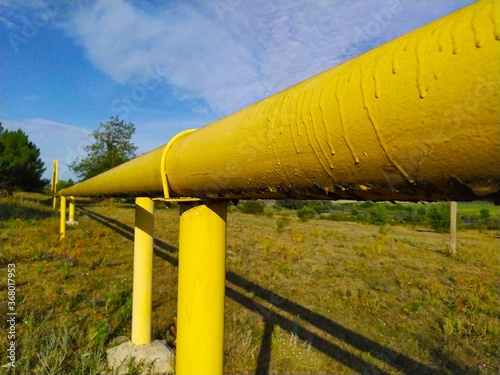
(63, 0), (474, 117)
(132, 118), (208, 156)
(65, 0), (260, 115)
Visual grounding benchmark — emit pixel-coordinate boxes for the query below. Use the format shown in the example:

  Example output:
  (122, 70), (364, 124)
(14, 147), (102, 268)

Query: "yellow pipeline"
(60, 0), (500, 202)
(176, 202), (227, 375)
(59, 145), (167, 197)
(165, 0), (500, 202)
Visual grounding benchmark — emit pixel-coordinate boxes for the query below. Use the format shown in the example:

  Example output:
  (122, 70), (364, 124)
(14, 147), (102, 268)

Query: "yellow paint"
(59, 0), (499, 203)
(60, 145), (167, 197)
(59, 195), (66, 240)
(131, 197), (155, 345)
(164, 0), (499, 202)
(51, 160), (58, 209)
(160, 129), (197, 198)
(176, 201), (227, 375)
(68, 196), (75, 222)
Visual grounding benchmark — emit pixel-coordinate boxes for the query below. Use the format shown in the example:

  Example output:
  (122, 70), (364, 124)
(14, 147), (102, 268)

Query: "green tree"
(57, 179), (76, 190)
(0, 124), (48, 194)
(70, 116), (137, 181)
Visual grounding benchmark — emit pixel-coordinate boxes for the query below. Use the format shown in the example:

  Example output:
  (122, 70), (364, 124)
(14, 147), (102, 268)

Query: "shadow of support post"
(255, 320), (273, 375)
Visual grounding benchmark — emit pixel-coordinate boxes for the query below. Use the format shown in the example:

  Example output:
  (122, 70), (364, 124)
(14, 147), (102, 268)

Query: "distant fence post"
(449, 201), (457, 256)
(176, 201), (227, 374)
(59, 195), (66, 240)
(131, 197), (155, 345)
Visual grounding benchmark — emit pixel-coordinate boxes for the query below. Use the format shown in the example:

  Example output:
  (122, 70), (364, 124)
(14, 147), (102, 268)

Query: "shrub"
(275, 199), (304, 210)
(402, 211), (418, 224)
(238, 200), (265, 215)
(480, 208), (490, 220)
(307, 200), (333, 214)
(322, 211), (355, 222)
(276, 215), (291, 233)
(417, 206), (427, 216)
(360, 201), (375, 209)
(227, 202), (238, 213)
(297, 206), (316, 222)
(427, 203), (452, 232)
(368, 204), (388, 225)
(274, 200), (332, 213)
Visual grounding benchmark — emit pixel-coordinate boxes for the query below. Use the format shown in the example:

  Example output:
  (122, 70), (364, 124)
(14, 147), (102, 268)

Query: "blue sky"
(0, 0), (474, 181)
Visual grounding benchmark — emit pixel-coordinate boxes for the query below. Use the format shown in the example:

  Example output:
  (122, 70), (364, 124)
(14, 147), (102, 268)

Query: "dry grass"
(0, 193), (498, 374)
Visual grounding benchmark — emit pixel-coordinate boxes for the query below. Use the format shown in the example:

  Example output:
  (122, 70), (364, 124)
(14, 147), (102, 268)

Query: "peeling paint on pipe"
(61, 0), (500, 202)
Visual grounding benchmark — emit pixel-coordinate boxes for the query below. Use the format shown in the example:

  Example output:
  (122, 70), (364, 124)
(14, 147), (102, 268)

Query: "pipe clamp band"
(161, 129), (198, 200)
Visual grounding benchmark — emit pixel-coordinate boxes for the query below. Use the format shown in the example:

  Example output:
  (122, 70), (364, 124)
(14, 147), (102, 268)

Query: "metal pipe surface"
(60, 0), (500, 202)
(59, 195), (66, 240)
(176, 201), (227, 374)
(165, 0), (500, 202)
(131, 197), (155, 345)
(60, 145), (166, 197)
(68, 196), (75, 222)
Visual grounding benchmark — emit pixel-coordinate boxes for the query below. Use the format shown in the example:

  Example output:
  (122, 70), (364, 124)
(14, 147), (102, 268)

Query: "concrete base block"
(66, 220), (79, 226)
(106, 340), (174, 375)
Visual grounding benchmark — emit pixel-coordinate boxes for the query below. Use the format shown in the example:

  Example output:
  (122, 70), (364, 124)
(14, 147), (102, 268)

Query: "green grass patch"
(0, 193), (499, 374)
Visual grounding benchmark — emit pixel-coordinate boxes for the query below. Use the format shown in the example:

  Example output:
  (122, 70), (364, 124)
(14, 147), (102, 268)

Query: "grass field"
(0, 193), (499, 374)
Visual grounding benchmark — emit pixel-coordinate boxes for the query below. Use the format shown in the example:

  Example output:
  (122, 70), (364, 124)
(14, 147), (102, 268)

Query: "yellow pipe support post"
(51, 160), (58, 209)
(68, 196), (75, 222)
(176, 201), (227, 375)
(59, 195), (66, 240)
(131, 197), (155, 345)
